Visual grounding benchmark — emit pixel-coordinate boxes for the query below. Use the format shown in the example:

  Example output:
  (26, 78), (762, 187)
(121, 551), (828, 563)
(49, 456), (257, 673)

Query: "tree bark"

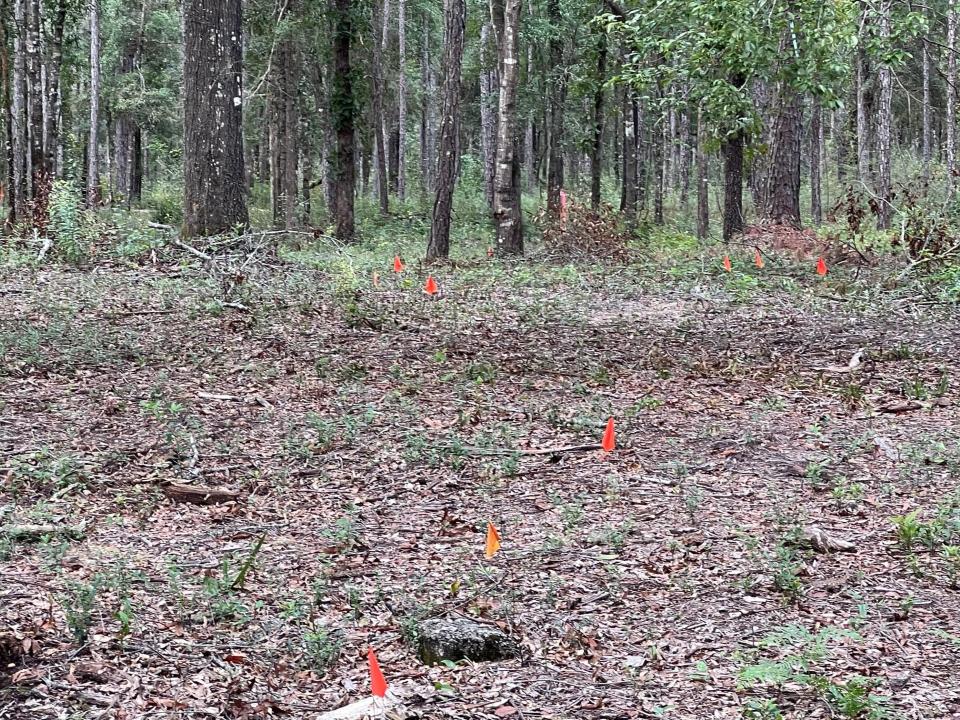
(112, 0), (146, 208)
(589, 33), (606, 211)
(922, 28), (931, 184)
(620, 89), (636, 220)
(371, 0), (389, 214)
(875, 0), (893, 230)
(766, 88), (802, 226)
(426, 0), (465, 261)
(492, 0), (523, 255)
(721, 131), (744, 241)
(545, 0), (566, 215)
(182, 0), (249, 237)
(87, 0), (101, 208)
(810, 100), (822, 226)
(479, 23), (497, 209)
(397, 0), (407, 201)
(270, 4), (299, 230)
(10, 0), (29, 223)
(419, 14), (437, 196)
(331, 0), (356, 241)
(948, 0), (957, 195)
(856, 8), (872, 186)
(696, 106), (708, 241)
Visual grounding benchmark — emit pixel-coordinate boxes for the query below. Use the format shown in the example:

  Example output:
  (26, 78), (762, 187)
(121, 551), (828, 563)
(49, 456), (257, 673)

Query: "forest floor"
(1, 235), (959, 720)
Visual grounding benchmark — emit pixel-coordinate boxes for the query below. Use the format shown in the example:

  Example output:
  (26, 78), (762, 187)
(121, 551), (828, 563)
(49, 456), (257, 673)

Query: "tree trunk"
(270, 7), (299, 230)
(922, 28), (931, 184)
(331, 0), (355, 241)
(10, 0), (29, 223)
(721, 132), (744, 241)
(766, 88), (802, 226)
(397, 0), (407, 201)
(492, 0), (523, 255)
(420, 15), (437, 196)
(479, 23), (497, 209)
(112, 0), (146, 208)
(589, 33), (606, 211)
(87, 0), (101, 208)
(653, 103), (664, 225)
(371, 0), (389, 214)
(696, 106), (708, 241)
(620, 88), (636, 219)
(425, 0), (465, 261)
(856, 14), (872, 186)
(42, 0), (66, 180)
(875, 0), (893, 230)
(810, 100), (822, 226)
(678, 104), (690, 210)
(948, 0), (957, 195)
(182, 0), (249, 237)
(545, 0), (565, 216)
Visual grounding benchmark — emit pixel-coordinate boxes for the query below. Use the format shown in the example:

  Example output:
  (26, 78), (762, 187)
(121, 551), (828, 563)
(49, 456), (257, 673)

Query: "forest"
(1, 0), (960, 718)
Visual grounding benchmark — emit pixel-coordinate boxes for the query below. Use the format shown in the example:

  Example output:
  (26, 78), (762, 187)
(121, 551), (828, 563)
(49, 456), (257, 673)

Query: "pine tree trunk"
(922, 30), (931, 184)
(696, 106), (708, 241)
(678, 104), (690, 210)
(479, 23), (497, 209)
(331, 0), (355, 241)
(721, 132), (744, 241)
(948, 0), (957, 195)
(589, 33), (606, 211)
(620, 88), (636, 218)
(112, 0), (145, 208)
(426, 0), (465, 261)
(856, 14), (872, 186)
(397, 0), (407, 201)
(810, 100), (822, 226)
(545, 0), (565, 215)
(653, 104), (665, 225)
(875, 0), (893, 230)
(43, 0), (67, 180)
(766, 88), (802, 226)
(492, 0), (523, 255)
(270, 9), (299, 231)
(419, 15), (436, 196)
(371, 0), (389, 214)
(87, 0), (101, 208)
(10, 0), (29, 223)
(182, 0), (249, 237)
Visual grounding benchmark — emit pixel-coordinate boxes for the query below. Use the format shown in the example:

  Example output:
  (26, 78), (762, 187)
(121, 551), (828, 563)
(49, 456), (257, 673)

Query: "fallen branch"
(171, 238), (213, 262)
(163, 483), (240, 505)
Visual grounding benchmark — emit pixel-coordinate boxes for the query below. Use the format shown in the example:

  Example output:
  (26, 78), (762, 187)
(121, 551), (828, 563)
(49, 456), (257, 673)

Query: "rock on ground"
(418, 618), (520, 665)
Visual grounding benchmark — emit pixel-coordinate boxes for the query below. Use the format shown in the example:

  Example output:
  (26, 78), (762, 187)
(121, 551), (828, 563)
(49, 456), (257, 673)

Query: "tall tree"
(182, 0), (249, 237)
(87, 0), (102, 208)
(331, 0), (356, 241)
(810, 100), (822, 225)
(546, 0), (566, 215)
(397, 0), (407, 201)
(948, 0), (957, 195)
(371, 0), (389, 214)
(426, 0), (465, 260)
(492, 0), (523, 255)
(590, 33), (607, 211)
(875, 0), (893, 229)
(696, 106), (709, 240)
(479, 23), (497, 209)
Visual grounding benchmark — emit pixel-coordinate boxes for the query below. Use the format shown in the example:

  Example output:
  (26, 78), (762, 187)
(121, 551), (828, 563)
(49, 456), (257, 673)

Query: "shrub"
(48, 180), (96, 263)
(145, 182), (184, 226)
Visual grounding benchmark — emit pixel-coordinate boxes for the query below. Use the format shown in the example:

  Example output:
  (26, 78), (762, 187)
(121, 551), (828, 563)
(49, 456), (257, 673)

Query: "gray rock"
(417, 618), (520, 665)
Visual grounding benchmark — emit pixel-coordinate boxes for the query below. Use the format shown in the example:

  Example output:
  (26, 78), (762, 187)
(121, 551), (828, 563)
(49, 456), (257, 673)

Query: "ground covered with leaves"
(2, 236), (959, 719)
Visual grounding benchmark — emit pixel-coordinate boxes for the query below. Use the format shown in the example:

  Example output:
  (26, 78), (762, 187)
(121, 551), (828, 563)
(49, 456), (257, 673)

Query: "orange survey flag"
(602, 418), (616, 452)
(754, 249), (764, 269)
(424, 276), (439, 295)
(368, 648), (387, 698)
(723, 255), (732, 272)
(393, 256), (405, 273)
(485, 522), (501, 559)
(816, 257), (828, 276)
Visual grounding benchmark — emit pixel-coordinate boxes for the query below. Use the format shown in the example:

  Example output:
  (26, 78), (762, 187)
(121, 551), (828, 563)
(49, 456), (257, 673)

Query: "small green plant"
(115, 596), (134, 648)
(742, 698), (783, 720)
(48, 180), (96, 264)
(822, 675), (888, 718)
(771, 545), (803, 603)
(891, 510), (922, 550)
(560, 501), (584, 533)
(61, 579), (99, 645)
(465, 360), (497, 384)
(145, 181), (184, 225)
(302, 626), (342, 670)
(943, 545), (960, 588)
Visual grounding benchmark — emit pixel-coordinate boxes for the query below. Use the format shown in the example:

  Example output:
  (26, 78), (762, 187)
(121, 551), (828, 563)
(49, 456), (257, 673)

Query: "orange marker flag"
(485, 522), (501, 559)
(393, 256), (405, 273)
(601, 417), (616, 452)
(368, 648), (387, 698)
(754, 249), (764, 269)
(723, 255), (732, 272)
(424, 276), (439, 295)
(816, 257), (828, 276)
